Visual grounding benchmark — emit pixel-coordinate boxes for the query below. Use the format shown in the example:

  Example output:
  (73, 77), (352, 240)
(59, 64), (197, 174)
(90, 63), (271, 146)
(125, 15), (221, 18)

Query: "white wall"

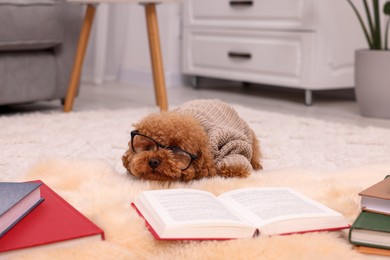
(82, 2), (183, 87)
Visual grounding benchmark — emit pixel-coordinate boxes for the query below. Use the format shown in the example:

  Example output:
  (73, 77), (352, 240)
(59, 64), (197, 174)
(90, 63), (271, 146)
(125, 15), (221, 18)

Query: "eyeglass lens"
(132, 134), (192, 170)
(132, 134), (158, 152)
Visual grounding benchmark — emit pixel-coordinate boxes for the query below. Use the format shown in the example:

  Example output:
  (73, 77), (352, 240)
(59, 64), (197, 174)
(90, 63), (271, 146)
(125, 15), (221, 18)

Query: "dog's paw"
(218, 165), (251, 178)
(251, 161), (263, 170)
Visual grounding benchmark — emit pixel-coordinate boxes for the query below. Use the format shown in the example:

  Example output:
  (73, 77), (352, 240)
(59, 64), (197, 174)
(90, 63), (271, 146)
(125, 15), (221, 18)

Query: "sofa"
(0, 0), (83, 106)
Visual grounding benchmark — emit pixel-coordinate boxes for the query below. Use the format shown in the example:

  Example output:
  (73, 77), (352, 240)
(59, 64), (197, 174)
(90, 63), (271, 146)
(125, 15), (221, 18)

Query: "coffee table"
(64, 0), (179, 112)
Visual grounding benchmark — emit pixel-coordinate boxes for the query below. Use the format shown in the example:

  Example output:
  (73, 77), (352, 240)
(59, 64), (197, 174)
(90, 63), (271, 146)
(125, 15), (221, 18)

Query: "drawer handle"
(229, 1), (253, 7)
(228, 52), (252, 59)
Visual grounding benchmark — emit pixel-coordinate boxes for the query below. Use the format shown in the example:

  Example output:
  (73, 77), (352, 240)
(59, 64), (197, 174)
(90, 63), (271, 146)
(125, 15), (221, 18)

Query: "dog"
(122, 99), (262, 181)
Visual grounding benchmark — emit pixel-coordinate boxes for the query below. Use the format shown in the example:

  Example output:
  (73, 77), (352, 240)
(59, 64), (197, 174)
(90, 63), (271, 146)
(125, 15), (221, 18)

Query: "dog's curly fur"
(122, 108), (262, 182)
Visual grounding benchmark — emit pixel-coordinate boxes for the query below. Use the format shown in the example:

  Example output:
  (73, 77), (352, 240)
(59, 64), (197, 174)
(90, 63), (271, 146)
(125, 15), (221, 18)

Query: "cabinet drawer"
(183, 30), (314, 87)
(185, 0), (315, 29)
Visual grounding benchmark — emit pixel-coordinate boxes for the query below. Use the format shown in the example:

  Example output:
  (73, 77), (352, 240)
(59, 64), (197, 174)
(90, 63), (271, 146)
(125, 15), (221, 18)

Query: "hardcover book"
(0, 180), (104, 254)
(357, 246), (390, 257)
(132, 187), (349, 240)
(349, 211), (390, 250)
(359, 176), (390, 215)
(0, 181), (43, 237)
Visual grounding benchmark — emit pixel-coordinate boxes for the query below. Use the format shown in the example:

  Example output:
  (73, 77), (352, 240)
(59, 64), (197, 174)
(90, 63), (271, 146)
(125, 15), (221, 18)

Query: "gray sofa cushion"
(0, 50), (57, 104)
(0, 1), (83, 106)
(0, 1), (58, 5)
(0, 4), (63, 51)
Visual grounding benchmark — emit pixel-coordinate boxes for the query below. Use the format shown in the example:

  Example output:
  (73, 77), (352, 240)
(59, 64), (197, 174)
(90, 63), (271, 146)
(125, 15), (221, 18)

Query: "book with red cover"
(131, 203), (349, 240)
(0, 180), (104, 253)
(131, 188), (350, 240)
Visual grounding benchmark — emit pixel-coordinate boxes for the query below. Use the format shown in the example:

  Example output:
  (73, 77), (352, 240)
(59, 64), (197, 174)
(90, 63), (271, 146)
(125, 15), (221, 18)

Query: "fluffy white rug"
(2, 105), (390, 181)
(1, 105), (390, 259)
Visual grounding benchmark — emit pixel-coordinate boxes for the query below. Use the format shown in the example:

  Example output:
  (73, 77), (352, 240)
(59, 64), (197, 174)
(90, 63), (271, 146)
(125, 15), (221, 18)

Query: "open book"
(132, 187), (349, 240)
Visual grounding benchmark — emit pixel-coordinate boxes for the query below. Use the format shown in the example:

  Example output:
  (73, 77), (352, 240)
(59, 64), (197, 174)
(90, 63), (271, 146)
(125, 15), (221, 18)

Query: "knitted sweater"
(175, 99), (255, 172)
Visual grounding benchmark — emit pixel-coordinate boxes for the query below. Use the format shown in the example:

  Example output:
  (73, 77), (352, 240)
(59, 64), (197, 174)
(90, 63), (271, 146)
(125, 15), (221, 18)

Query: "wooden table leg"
(64, 4), (97, 112)
(144, 3), (168, 111)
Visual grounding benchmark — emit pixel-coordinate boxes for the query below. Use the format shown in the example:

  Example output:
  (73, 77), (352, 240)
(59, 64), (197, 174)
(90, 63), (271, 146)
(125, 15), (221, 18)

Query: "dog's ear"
(250, 129), (262, 170)
(131, 126), (139, 134)
(192, 149), (217, 179)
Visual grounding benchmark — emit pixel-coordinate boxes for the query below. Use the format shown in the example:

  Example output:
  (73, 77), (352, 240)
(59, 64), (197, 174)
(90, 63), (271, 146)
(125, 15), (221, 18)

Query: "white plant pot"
(355, 49), (390, 119)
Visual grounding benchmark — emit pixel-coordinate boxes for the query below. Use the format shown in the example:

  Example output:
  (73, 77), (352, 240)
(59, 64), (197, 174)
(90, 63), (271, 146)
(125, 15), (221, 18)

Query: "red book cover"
(0, 180), (104, 253)
(131, 203), (349, 240)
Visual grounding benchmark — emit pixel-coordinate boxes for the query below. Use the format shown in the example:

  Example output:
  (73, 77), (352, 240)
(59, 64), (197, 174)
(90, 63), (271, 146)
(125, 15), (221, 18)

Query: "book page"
(136, 189), (251, 226)
(218, 187), (340, 227)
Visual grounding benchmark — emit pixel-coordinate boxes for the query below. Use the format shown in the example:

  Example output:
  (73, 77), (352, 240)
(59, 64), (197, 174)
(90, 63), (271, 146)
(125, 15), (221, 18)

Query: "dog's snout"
(148, 158), (161, 169)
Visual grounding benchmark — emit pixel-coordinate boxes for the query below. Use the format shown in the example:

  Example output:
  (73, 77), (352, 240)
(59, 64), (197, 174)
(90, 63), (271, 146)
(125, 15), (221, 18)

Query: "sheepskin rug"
(1, 104), (390, 259)
(8, 160), (389, 260)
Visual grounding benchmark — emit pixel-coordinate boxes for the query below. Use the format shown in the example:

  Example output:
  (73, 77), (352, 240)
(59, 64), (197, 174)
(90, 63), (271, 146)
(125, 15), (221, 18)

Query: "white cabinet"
(181, 0), (366, 104)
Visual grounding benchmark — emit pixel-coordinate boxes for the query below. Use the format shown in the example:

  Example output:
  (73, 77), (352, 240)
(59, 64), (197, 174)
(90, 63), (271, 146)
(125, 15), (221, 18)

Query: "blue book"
(0, 181), (44, 237)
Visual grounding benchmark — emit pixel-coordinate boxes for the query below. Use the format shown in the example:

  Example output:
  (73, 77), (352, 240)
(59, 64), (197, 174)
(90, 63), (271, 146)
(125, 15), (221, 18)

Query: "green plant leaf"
(347, 0), (373, 49)
(363, 0), (375, 45)
(373, 0), (382, 49)
(385, 18), (390, 50)
(385, 1), (390, 49)
(384, 1), (390, 15)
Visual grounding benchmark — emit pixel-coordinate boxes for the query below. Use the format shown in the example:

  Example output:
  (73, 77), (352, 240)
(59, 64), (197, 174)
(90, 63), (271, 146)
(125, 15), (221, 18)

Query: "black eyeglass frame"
(130, 130), (198, 170)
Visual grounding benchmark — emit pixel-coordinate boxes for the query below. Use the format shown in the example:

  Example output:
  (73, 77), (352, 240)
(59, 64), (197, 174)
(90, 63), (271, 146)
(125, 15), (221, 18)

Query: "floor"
(2, 78), (390, 129)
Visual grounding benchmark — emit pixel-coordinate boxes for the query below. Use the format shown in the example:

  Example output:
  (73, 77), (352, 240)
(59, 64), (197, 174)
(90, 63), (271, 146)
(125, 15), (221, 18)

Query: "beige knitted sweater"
(175, 99), (255, 172)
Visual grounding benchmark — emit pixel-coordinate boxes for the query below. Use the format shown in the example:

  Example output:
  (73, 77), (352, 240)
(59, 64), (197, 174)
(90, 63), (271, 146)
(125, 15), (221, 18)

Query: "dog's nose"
(148, 158), (161, 169)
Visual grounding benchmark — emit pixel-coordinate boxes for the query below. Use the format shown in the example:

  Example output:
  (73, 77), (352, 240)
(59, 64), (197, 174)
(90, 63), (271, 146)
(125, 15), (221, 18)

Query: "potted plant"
(347, 0), (390, 119)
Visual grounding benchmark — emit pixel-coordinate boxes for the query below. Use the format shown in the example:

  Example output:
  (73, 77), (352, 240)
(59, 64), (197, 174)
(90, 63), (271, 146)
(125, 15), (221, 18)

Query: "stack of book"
(349, 176), (390, 256)
(0, 180), (104, 255)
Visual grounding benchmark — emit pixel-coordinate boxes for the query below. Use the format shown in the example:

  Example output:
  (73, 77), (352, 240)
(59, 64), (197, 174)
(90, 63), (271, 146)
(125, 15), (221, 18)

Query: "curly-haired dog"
(122, 99), (262, 181)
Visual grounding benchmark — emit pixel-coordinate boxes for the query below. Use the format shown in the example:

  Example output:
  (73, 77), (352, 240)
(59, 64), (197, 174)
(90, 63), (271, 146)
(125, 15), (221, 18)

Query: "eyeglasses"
(130, 130), (198, 170)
